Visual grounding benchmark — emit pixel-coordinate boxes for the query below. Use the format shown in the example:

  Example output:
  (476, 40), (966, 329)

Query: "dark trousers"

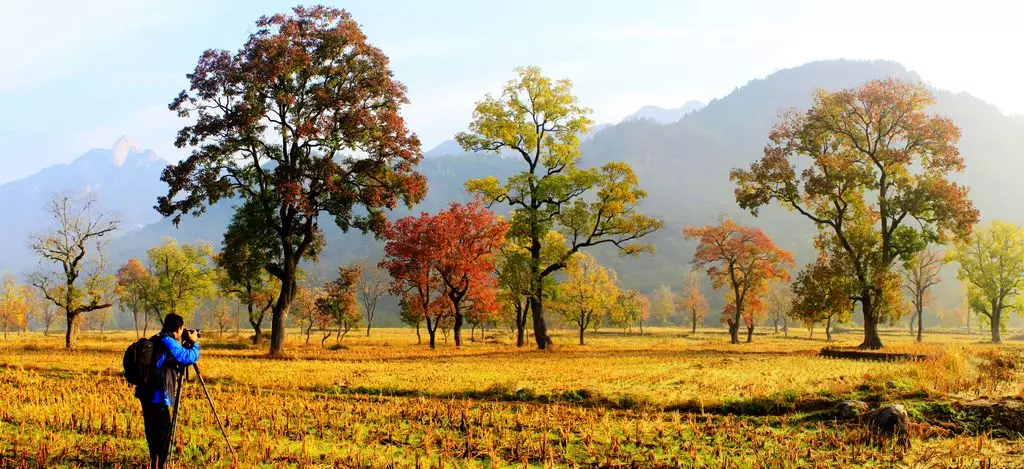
(140, 400), (171, 468)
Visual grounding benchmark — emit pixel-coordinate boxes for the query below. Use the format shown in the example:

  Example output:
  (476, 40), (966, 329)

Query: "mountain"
(623, 101), (705, 124)
(0, 136), (168, 273)
(9, 59), (1024, 325)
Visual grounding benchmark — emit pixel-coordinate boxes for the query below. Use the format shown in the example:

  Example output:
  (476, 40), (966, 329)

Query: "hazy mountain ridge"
(6, 59), (1023, 323)
(0, 136), (168, 271)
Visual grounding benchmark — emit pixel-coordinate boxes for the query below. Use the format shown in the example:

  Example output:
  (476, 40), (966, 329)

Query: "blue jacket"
(134, 333), (200, 406)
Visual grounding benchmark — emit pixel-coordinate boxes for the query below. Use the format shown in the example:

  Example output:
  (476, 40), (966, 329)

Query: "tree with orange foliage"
(383, 201), (507, 348)
(383, 214), (447, 348)
(116, 258), (155, 338)
(432, 202), (507, 346)
(732, 79), (978, 349)
(159, 6), (427, 357)
(684, 219), (794, 344)
(678, 271), (708, 334)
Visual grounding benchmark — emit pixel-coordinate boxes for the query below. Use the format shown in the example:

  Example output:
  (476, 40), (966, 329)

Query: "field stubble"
(0, 327), (1021, 467)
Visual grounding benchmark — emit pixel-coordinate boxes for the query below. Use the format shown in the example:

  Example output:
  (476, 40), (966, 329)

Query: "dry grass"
(0, 326), (1021, 467)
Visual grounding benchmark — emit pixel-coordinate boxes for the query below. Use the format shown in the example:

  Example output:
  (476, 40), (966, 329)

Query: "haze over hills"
(0, 136), (168, 271)
(5, 59), (1024, 323)
(623, 101), (705, 124)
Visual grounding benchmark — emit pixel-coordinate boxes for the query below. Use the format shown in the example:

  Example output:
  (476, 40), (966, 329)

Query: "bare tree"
(902, 249), (944, 343)
(359, 263), (388, 337)
(29, 195), (119, 349)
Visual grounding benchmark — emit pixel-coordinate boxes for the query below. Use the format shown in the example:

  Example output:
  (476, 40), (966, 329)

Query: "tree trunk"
(858, 292), (884, 349)
(453, 312), (464, 347)
(269, 271), (296, 357)
(991, 301), (1002, 344)
(916, 306), (923, 343)
(133, 312), (140, 339)
(579, 321), (586, 345)
(64, 312), (76, 350)
(746, 325), (754, 343)
(638, 320), (644, 335)
(425, 318), (437, 349)
(774, 319), (779, 334)
(691, 313), (697, 334)
(825, 315), (833, 342)
(782, 317), (788, 337)
(530, 295), (550, 349)
(515, 302), (528, 347)
(305, 320), (313, 344)
(415, 322), (422, 344)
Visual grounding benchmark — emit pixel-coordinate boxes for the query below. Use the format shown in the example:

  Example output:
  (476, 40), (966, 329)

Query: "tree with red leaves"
(684, 219), (794, 344)
(158, 6), (426, 357)
(382, 201), (507, 348)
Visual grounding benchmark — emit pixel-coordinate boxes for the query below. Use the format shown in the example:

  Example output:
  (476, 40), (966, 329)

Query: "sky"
(1, 0), (1021, 184)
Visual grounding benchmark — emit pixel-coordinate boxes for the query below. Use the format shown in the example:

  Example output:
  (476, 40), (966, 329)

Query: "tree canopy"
(950, 221), (1024, 343)
(458, 66), (661, 349)
(685, 218), (793, 344)
(159, 6), (426, 356)
(731, 78), (978, 348)
(29, 195), (119, 350)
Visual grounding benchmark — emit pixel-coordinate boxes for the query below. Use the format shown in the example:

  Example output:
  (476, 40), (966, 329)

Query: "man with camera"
(135, 313), (200, 469)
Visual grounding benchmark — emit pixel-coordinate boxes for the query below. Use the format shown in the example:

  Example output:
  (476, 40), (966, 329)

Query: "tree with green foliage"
(732, 79), (979, 349)
(551, 253), (619, 345)
(29, 194), (119, 350)
(159, 6), (426, 357)
(790, 242), (859, 342)
(458, 66), (662, 349)
(496, 230), (568, 347)
(614, 289), (650, 334)
(950, 221), (1024, 344)
(217, 212), (281, 345)
(652, 285), (676, 326)
(116, 258), (156, 338)
(147, 238), (214, 324)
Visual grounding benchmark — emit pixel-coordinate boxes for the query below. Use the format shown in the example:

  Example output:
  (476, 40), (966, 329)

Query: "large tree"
(458, 66), (662, 349)
(901, 248), (944, 342)
(950, 221), (1024, 344)
(382, 214), (446, 348)
(382, 202), (506, 347)
(551, 253), (619, 345)
(159, 6), (426, 357)
(431, 201), (507, 346)
(29, 195), (119, 349)
(685, 219), (793, 344)
(731, 79), (978, 349)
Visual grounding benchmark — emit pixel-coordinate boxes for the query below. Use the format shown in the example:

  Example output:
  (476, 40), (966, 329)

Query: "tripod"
(167, 363), (237, 465)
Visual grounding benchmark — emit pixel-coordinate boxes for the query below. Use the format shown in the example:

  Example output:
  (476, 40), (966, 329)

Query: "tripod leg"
(166, 369), (185, 467)
(192, 364), (238, 460)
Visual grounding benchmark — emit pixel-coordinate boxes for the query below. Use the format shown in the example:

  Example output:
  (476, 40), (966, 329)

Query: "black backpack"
(122, 336), (159, 386)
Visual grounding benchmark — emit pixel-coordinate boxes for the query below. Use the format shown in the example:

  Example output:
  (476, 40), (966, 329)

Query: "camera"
(186, 328), (202, 339)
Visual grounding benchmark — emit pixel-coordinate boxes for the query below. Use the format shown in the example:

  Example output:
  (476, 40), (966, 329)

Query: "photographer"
(135, 313), (200, 469)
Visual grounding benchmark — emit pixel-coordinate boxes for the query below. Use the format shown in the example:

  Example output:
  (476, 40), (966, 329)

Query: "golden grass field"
(1, 326), (1022, 467)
